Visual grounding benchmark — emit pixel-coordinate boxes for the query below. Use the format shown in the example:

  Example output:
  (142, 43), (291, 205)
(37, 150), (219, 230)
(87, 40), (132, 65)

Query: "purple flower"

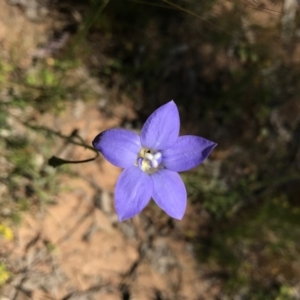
(93, 101), (216, 221)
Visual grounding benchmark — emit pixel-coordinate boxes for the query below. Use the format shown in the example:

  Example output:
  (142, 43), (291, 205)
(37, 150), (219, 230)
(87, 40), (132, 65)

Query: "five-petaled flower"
(93, 101), (216, 221)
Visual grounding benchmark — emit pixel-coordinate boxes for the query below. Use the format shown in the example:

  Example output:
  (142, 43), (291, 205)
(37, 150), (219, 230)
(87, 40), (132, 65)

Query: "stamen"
(136, 148), (162, 174)
(137, 157), (143, 169)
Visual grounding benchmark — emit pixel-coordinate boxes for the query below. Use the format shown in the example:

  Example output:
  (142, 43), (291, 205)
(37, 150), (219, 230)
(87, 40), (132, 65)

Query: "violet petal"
(115, 166), (153, 221)
(92, 129), (141, 168)
(151, 169), (187, 219)
(140, 101), (180, 150)
(162, 135), (217, 172)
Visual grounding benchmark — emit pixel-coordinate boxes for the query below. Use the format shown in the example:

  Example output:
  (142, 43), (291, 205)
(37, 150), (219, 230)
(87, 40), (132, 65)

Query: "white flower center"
(135, 148), (162, 174)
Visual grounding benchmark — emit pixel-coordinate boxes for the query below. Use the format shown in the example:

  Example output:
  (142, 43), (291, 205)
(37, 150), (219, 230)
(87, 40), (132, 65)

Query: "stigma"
(136, 148), (162, 174)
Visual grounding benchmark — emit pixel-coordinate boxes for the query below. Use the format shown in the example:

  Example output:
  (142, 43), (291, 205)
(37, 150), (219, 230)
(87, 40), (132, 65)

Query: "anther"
(137, 157), (143, 169)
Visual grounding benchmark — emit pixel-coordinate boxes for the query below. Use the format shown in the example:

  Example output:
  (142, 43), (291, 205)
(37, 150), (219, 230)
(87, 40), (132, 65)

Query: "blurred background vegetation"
(1, 0), (300, 299)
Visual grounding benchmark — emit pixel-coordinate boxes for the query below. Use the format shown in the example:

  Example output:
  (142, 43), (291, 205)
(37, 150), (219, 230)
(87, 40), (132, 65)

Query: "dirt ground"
(0, 1), (222, 299)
